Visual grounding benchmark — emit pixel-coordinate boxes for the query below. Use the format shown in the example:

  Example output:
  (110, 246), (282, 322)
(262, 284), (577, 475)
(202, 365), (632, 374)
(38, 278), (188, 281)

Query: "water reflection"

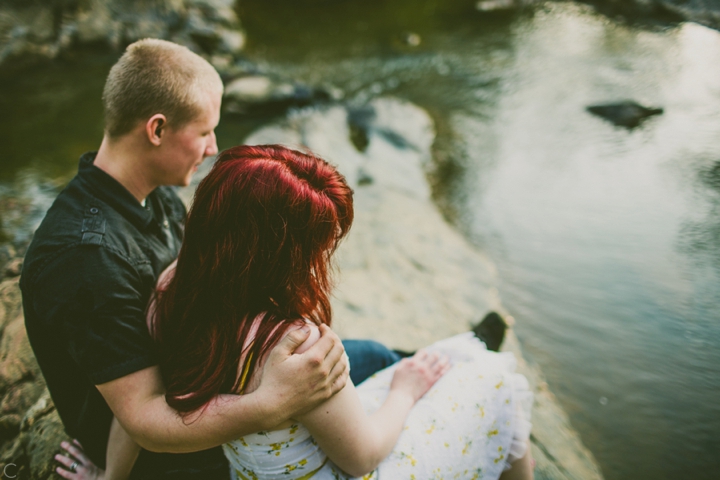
(680, 160), (720, 267)
(458, 8), (720, 479)
(0, 59), (109, 246)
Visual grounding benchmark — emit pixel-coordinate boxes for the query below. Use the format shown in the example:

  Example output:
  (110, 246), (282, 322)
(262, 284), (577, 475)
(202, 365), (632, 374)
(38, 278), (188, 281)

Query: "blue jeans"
(342, 339), (402, 385)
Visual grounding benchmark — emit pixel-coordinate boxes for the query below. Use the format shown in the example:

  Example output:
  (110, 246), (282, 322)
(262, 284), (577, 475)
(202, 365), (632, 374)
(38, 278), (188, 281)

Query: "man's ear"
(146, 114), (167, 146)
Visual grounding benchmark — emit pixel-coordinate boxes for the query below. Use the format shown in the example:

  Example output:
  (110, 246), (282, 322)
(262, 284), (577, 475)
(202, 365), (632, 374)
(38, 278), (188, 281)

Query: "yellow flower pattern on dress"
(222, 333), (532, 480)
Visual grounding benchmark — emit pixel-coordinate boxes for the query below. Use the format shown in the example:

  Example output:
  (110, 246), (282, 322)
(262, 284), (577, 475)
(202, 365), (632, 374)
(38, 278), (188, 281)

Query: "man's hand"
(256, 324), (349, 422)
(95, 324), (348, 453)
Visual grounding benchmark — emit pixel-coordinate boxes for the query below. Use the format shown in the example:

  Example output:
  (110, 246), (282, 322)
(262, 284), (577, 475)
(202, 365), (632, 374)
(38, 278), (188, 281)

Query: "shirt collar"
(76, 151), (156, 230)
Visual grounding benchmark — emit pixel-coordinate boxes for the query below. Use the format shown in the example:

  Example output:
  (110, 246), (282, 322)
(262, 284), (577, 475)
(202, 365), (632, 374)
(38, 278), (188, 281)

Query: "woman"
(57, 145), (533, 480)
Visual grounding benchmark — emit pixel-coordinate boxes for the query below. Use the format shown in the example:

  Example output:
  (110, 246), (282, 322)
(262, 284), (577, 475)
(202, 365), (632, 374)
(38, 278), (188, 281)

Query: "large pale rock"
(244, 98), (604, 478)
(246, 99), (498, 349)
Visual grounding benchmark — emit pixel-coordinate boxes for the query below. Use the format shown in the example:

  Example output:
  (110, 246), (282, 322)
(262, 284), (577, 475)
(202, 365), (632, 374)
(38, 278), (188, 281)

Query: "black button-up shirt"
(21, 152), (226, 478)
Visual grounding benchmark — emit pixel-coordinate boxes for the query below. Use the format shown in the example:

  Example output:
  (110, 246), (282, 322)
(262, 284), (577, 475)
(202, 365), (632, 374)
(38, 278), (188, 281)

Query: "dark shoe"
(472, 311), (507, 352)
(392, 349), (415, 358)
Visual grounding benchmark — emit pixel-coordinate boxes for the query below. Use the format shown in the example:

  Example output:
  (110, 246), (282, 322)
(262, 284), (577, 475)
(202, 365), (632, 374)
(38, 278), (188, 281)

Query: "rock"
(403, 32), (421, 47)
(477, 0), (519, 11)
(21, 393), (69, 480)
(223, 75), (333, 116)
(0, 278), (48, 476)
(0, 245), (16, 274)
(0, 308), (45, 432)
(242, 98), (604, 478)
(476, 0), (540, 12)
(586, 101), (663, 129)
(0, 381), (44, 440)
(4, 260), (22, 279)
(0, 4), (59, 68)
(702, 161), (720, 190)
(578, 0), (720, 30)
(0, 0), (246, 71)
(0, 278), (22, 331)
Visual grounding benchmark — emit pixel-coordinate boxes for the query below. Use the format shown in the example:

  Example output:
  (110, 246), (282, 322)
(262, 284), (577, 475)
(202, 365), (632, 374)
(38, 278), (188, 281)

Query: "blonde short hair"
(102, 39), (223, 138)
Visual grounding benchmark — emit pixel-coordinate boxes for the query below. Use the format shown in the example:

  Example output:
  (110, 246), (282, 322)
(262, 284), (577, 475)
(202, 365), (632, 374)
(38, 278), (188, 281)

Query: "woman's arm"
(54, 419), (140, 480)
(295, 346), (450, 477)
(105, 417), (141, 480)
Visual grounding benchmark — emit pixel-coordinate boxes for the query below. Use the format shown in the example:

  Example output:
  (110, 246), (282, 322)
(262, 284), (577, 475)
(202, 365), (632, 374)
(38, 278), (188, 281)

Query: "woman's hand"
(390, 350), (451, 402)
(55, 440), (105, 480)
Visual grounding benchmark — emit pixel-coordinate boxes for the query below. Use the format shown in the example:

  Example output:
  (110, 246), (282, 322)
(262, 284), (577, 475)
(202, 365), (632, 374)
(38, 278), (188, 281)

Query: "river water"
(1, 1), (719, 479)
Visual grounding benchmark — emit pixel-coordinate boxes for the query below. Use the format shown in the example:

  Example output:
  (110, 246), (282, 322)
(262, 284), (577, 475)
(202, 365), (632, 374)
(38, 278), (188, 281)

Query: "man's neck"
(94, 135), (157, 204)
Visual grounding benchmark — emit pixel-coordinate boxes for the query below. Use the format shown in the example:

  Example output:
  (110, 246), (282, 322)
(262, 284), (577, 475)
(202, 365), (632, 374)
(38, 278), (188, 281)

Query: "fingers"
(414, 349), (429, 362)
(55, 466), (76, 479)
(310, 324), (339, 360)
(60, 440), (90, 464)
(323, 329), (345, 365)
(433, 354), (451, 378)
(273, 326), (312, 357)
(55, 453), (79, 479)
(55, 440), (104, 480)
(327, 353), (350, 394)
(411, 350), (451, 379)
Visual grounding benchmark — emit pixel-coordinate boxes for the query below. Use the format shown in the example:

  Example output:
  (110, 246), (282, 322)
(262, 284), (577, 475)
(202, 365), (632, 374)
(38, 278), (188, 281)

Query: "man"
(21, 39), (398, 479)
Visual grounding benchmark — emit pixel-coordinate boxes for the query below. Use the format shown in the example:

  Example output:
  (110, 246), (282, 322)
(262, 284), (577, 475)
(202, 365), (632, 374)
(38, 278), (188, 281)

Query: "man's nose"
(205, 131), (218, 156)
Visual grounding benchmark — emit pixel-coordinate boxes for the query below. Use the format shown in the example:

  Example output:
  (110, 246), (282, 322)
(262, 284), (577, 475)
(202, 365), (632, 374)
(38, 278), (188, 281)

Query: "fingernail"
(300, 325), (310, 334)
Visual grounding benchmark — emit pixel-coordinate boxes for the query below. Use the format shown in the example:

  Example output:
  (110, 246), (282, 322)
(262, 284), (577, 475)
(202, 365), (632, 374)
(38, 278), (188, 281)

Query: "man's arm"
(97, 324), (348, 453)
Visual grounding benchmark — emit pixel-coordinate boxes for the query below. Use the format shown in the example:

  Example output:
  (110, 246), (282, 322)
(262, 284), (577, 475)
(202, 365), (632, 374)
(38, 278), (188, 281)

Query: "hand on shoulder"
(285, 321), (321, 354)
(255, 323), (349, 422)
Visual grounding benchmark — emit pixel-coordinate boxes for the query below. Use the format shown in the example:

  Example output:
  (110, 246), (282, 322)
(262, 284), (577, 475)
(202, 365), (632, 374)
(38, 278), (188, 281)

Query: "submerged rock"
(223, 75), (336, 116)
(586, 101), (663, 129)
(578, 0), (720, 30)
(476, 0), (541, 12)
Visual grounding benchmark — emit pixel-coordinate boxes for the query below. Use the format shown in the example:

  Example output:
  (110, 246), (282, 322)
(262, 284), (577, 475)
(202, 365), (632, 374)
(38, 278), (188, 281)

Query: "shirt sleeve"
(30, 245), (158, 385)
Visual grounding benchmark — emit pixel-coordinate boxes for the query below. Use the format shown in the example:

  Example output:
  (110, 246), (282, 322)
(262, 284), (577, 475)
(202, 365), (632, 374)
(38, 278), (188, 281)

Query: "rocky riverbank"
(241, 98), (605, 480)
(4, 0), (720, 73)
(0, 0), (244, 70)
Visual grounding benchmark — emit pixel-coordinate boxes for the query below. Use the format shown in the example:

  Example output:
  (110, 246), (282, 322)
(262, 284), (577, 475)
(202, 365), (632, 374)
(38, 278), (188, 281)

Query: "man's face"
(156, 87), (222, 187)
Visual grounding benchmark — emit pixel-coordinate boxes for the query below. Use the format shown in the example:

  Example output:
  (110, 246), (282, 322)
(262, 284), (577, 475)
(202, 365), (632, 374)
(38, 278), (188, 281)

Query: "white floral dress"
(223, 333), (533, 480)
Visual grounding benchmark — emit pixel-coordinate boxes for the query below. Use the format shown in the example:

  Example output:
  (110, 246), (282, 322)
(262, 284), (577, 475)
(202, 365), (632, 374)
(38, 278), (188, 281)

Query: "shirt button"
(163, 220), (169, 228)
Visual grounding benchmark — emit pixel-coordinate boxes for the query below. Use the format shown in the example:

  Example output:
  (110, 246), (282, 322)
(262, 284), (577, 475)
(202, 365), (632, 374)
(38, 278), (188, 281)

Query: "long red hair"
(152, 145), (354, 414)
